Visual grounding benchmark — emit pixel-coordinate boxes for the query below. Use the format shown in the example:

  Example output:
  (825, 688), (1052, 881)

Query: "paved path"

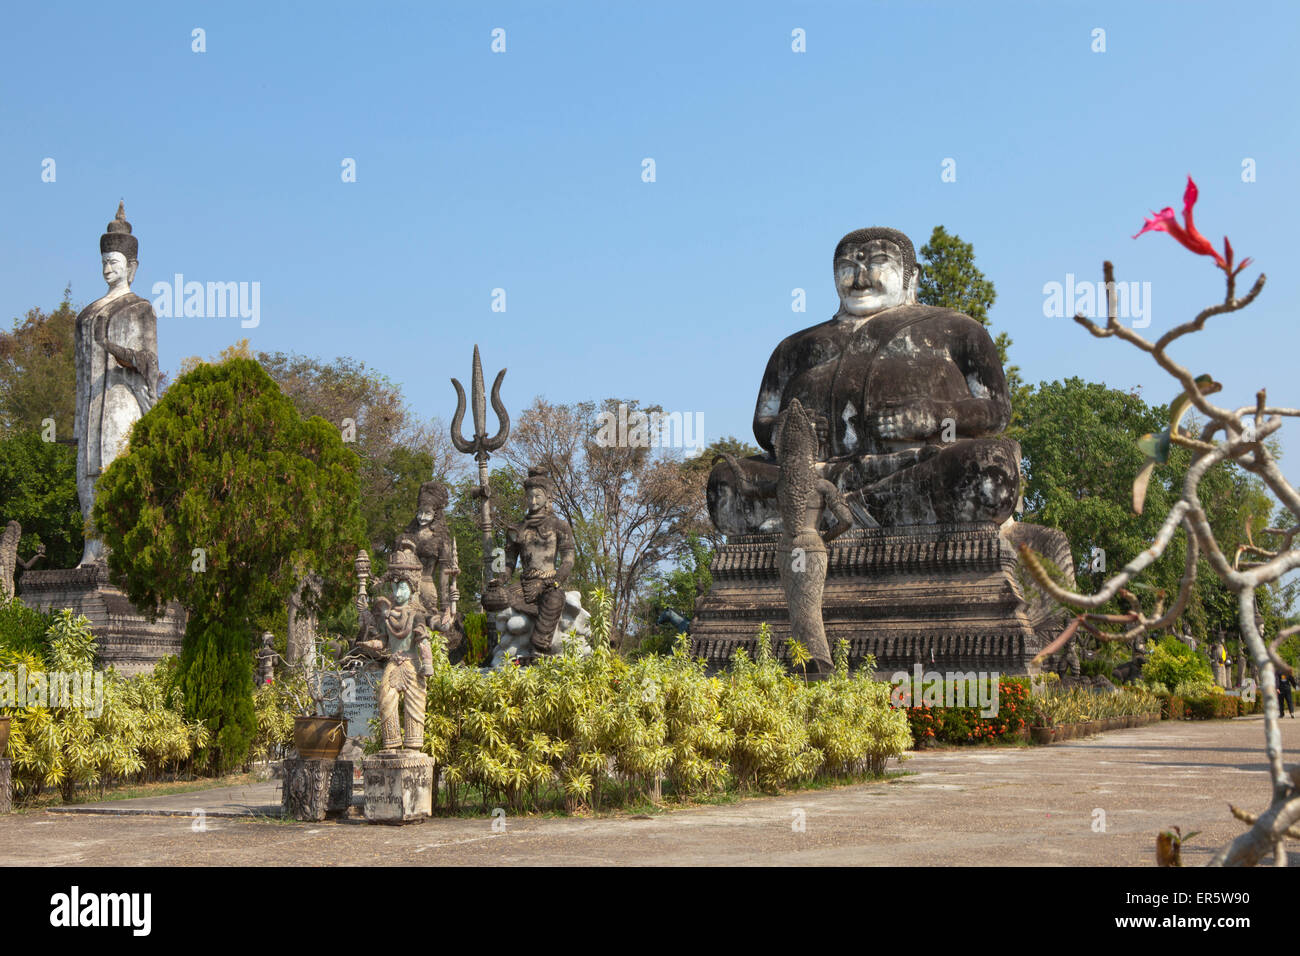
(2, 715), (1293, 865)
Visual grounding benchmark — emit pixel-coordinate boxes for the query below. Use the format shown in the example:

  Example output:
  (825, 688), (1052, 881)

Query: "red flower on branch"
(1133, 175), (1251, 276)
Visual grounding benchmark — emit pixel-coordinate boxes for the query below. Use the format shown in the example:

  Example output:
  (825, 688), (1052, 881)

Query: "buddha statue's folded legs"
(707, 436), (1020, 535)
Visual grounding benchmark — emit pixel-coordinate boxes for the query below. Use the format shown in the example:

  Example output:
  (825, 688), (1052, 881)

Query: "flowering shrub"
(904, 678), (1031, 746)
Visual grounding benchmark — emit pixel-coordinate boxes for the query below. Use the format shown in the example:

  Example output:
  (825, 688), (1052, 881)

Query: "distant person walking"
(1277, 670), (1295, 718)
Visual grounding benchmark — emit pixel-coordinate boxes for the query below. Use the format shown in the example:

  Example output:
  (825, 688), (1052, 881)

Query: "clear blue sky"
(3, 1), (1298, 487)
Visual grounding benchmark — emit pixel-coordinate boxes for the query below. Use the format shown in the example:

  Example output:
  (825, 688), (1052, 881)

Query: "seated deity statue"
(482, 467), (589, 662)
(707, 227), (1021, 535)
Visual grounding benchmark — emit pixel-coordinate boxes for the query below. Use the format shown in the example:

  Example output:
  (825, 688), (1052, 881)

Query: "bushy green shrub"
(1142, 636), (1213, 691)
(177, 615), (256, 774)
(421, 630), (909, 812)
(2, 613), (208, 802)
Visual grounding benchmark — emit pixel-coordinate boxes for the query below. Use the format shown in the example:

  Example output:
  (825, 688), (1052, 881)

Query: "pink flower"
(1134, 176), (1250, 276)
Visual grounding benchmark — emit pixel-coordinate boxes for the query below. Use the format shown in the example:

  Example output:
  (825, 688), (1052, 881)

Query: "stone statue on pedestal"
(708, 227), (1019, 534)
(0, 521), (44, 603)
(482, 467), (591, 666)
(354, 548), (431, 751)
(74, 203), (159, 566)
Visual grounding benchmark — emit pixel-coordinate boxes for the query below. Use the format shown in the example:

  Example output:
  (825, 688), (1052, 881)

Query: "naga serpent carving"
(719, 398), (855, 675)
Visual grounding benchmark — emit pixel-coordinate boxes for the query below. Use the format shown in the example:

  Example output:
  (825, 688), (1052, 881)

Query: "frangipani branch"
(1019, 179), (1300, 864)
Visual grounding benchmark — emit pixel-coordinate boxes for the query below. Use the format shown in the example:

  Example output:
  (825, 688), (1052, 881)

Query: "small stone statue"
(482, 467), (589, 663)
(1210, 631), (1228, 687)
(1065, 640), (1081, 679)
(355, 548), (431, 751)
(394, 480), (461, 644)
(256, 632), (276, 685)
(708, 227), (1019, 534)
(0, 521), (45, 602)
(75, 203), (160, 566)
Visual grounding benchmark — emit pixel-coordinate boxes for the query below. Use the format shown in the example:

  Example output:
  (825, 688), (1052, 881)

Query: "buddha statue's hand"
(871, 398), (943, 441)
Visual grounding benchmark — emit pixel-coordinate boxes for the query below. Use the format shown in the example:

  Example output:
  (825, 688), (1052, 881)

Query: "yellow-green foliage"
(250, 673), (305, 763)
(420, 631), (910, 812)
(1, 610), (209, 802)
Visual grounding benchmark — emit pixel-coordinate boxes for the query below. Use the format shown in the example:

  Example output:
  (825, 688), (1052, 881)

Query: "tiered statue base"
(690, 521), (1074, 675)
(363, 751), (433, 824)
(282, 758), (354, 821)
(0, 758), (11, 814)
(19, 565), (186, 676)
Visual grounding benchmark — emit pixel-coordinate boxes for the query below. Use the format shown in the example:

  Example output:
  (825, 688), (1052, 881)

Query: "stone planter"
(1030, 725), (1055, 745)
(293, 716), (348, 760)
(0, 716), (9, 758)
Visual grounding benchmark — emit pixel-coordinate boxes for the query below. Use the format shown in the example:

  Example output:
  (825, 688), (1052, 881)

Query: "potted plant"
(281, 640), (369, 760)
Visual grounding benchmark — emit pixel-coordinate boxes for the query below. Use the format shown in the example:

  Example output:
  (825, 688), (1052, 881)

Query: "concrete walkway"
(1, 715), (1293, 865)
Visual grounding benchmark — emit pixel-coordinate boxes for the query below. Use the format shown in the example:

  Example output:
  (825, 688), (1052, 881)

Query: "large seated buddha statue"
(708, 227), (1022, 535)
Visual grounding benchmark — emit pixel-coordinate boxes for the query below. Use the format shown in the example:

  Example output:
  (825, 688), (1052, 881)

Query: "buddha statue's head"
(99, 201), (139, 292)
(833, 227), (917, 319)
(523, 467), (554, 516)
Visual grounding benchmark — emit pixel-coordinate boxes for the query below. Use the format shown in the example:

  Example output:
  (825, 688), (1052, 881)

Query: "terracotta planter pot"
(0, 716), (9, 758)
(1030, 725), (1055, 745)
(293, 716), (348, 760)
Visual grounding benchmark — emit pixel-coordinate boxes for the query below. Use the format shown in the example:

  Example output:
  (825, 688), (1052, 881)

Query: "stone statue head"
(523, 467), (554, 515)
(414, 480), (448, 528)
(833, 227), (917, 319)
(100, 202), (139, 290)
(384, 548), (422, 605)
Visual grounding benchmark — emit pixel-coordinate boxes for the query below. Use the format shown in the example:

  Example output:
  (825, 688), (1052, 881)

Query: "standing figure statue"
(482, 467), (591, 665)
(394, 480), (461, 645)
(256, 632), (276, 685)
(1210, 630), (1229, 687)
(717, 400), (853, 675)
(0, 521), (45, 602)
(354, 548), (432, 751)
(74, 203), (160, 566)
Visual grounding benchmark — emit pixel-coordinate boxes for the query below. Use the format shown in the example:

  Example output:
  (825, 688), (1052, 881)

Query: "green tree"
(92, 358), (365, 771)
(182, 348), (464, 557)
(0, 291), (77, 437)
(1016, 377), (1281, 642)
(0, 431), (82, 570)
(917, 226), (1026, 416)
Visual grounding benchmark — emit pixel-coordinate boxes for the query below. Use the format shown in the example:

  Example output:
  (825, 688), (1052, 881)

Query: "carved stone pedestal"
(19, 565), (185, 676)
(363, 751), (433, 824)
(0, 758), (11, 813)
(691, 521), (1075, 675)
(282, 758), (353, 821)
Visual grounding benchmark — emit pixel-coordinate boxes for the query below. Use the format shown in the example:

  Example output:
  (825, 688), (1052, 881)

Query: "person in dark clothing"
(1277, 670), (1296, 717)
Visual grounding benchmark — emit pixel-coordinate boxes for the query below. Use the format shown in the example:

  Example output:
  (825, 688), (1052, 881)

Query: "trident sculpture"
(450, 345), (510, 627)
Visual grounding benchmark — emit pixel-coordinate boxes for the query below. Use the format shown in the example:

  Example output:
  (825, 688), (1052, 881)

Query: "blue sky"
(3, 1), (1298, 488)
